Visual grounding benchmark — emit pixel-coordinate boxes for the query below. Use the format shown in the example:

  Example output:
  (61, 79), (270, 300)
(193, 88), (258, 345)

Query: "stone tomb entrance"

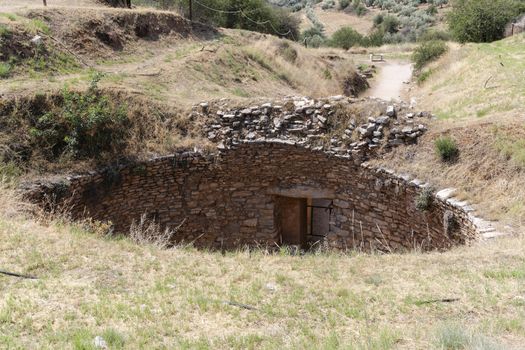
(24, 142), (481, 252)
(275, 196), (332, 249)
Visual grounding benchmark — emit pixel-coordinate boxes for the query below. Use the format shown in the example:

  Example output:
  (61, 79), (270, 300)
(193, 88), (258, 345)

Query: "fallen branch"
(223, 301), (258, 310)
(416, 298), (459, 305)
(0, 269), (38, 279)
(484, 76), (493, 89)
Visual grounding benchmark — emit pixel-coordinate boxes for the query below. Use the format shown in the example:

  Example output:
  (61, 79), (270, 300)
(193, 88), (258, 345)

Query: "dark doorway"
(276, 196), (332, 249)
(276, 197), (308, 248)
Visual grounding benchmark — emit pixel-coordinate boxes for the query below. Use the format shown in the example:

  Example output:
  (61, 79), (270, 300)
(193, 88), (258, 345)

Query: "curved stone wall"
(25, 141), (479, 251)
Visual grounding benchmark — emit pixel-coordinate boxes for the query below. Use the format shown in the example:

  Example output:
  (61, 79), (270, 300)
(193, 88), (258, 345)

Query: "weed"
(0, 62), (11, 78)
(0, 24), (11, 38)
(128, 214), (183, 249)
(277, 41), (298, 63)
(323, 68), (332, 80)
(0, 13), (18, 21)
(244, 48), (273, 71)
(26, 19), (50, 35)
(101, 328), (126, 349)
(416, 69), (433, 85)
(494, 134), (525, 169)
(232, 87), (249, 97)
(435, 323), (470, 349)
(0, 162), (22, 185)
(435, 136), (459, 162)
(415, 187), (434, 211)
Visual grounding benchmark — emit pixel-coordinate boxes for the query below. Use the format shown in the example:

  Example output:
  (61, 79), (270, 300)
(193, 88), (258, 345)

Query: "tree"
(447, 0), (521, 42)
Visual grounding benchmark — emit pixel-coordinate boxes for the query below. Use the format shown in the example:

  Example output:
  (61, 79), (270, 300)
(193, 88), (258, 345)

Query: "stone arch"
(24, 141), (478, 251)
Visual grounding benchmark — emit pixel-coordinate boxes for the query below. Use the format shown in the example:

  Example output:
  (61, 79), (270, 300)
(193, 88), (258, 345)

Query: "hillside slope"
(0, 7), (360, 105)
(374, 34), (525, 230)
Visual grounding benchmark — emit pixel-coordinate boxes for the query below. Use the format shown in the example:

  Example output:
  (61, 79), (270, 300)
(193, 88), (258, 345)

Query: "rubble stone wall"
(28, 141), (478, 251)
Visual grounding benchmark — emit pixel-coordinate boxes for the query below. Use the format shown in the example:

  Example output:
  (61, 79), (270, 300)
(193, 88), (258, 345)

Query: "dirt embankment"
(22, 8), (218, 61)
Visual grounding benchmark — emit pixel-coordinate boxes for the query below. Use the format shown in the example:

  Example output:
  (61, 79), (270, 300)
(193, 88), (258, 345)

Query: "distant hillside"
(270, 0), (450, 43)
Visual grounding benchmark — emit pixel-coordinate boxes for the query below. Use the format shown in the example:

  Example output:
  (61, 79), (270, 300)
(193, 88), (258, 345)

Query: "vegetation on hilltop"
(448, 0), (525, 43)
(114, 0), (301, 40)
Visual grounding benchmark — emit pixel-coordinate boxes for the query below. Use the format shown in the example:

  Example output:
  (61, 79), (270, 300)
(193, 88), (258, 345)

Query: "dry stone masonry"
(197, 96), (430, 162)
(23, 96), (497, 252)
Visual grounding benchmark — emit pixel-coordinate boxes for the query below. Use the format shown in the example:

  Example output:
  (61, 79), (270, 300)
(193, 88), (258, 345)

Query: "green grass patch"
(0, 162), (23, 185)
(0, 13), (18, 21)
(416, 69), (433, 85)
(0, 23), (10, 38)
(435, 136), (459, 163)
(494, 132), (525, 169)
(484, 268), (525, 280)
(0, 62), (11, 79)
(25, 19), (50, 35)
(231, 87), (249, 97)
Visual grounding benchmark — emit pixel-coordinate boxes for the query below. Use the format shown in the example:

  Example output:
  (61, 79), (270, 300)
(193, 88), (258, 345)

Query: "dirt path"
(363, 61), (413, 101)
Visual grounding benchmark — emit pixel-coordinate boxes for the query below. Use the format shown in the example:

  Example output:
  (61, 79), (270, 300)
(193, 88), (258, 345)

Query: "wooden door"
(278, 197), (307, 248)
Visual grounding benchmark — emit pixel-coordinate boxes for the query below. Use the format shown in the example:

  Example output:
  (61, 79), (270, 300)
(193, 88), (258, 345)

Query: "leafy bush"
(29, 74), (129, 159)
(435, 136), (459, 162)
(302, 26), (326, 47)
(339, 0), (350, 9)
(447, 0), (522, 43)
(412, 40), (447, 70)
(329, 26), (363, 49)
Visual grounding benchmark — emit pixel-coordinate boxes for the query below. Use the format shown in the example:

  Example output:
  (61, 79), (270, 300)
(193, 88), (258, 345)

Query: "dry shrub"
(129, 214), (185, 249)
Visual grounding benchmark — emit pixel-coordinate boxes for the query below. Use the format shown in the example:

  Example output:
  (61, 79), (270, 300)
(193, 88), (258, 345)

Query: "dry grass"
(0, 185), (524, 349)
(413, 36), (525, 121)
(0, 9), (358, 107)
(373, 35), (525, 230)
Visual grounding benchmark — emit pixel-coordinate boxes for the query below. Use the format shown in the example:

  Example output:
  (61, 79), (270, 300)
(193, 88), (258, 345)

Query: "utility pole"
(189, 0), (193, 21)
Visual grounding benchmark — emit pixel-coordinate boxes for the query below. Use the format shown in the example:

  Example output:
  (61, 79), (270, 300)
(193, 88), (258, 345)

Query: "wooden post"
(43, 0), (47, 6)
(189, 0), (193, 21)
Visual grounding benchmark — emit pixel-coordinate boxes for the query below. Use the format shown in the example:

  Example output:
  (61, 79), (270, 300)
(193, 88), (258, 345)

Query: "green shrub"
(302, 26), (326, 47)
(435, 136), (459, 162)
(447, 0), (522, 43)
(339, 0), (350, 9)
(0, 24), (11, 38)
(412, 40), (448, 70)
(29, 74), (129, 159)
(0, 63), (11, 79)
(416, 69), (433, 85)
(415, 187), (434, 211)
(329, 26), (363, 49)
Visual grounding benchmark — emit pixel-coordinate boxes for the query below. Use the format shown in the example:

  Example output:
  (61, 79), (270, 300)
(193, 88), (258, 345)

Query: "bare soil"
(363, 61), (413, 101)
